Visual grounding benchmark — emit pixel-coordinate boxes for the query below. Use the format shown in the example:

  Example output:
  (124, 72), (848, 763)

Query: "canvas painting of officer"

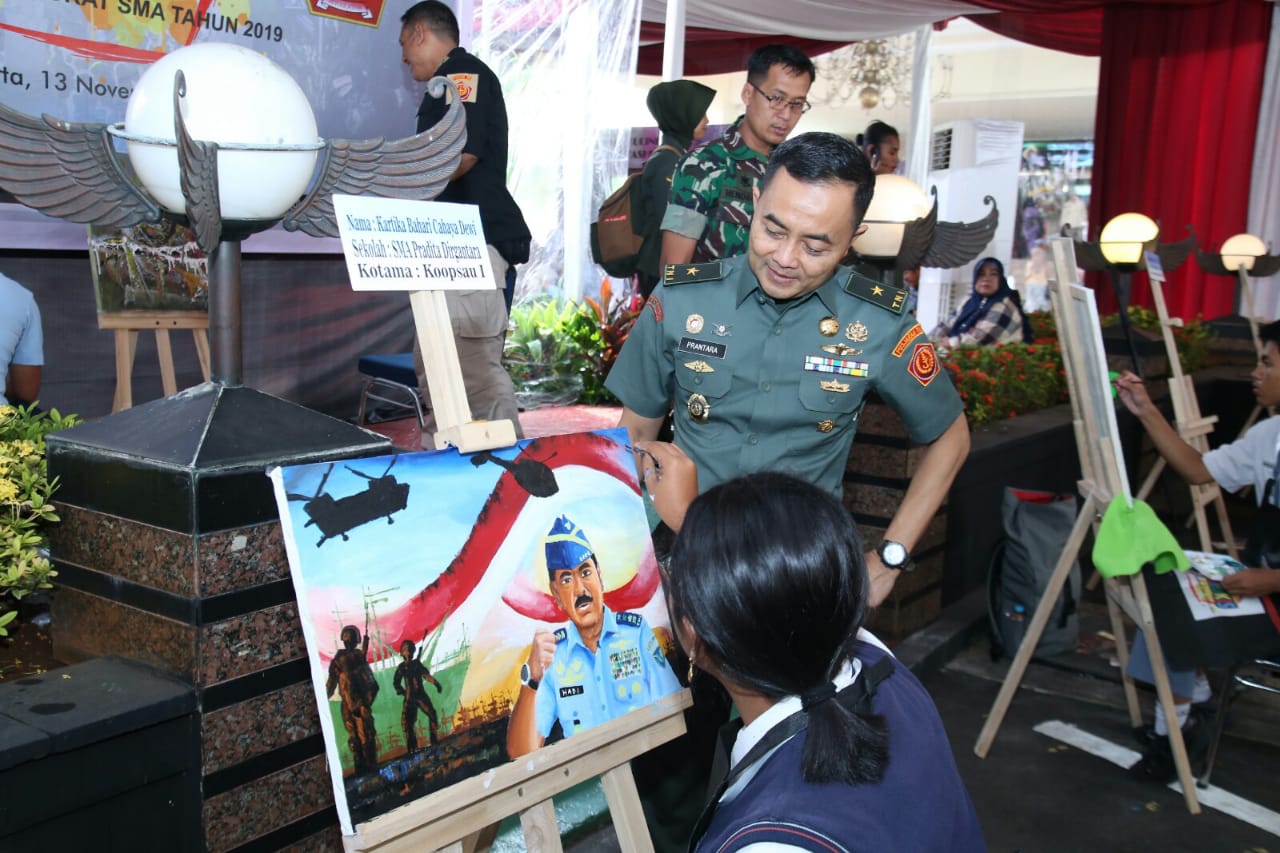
(269, 428), (680, 833)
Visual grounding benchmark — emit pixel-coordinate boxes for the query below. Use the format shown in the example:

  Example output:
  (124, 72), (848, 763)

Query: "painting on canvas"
(269, 429), (681, 832)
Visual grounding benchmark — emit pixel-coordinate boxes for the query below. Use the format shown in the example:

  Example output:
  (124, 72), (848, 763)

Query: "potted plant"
(0, 404), (79, 637)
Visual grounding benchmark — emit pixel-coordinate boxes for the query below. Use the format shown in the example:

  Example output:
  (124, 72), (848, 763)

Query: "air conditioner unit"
(917, 119), (1024, 332)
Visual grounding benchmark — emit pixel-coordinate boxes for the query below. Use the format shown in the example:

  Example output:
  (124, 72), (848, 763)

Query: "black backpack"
(988, 488), (1081, 660)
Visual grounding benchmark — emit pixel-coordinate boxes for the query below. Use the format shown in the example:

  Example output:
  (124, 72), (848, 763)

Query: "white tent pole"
(662, 0), (687, 80)
(907, 24), (933, 188)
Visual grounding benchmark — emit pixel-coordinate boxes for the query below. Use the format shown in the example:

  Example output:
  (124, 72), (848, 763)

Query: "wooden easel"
(99, 310), (211, 412)
(408, 290), (516, 453)
(345, 691), (692, 852)
(1131, 256), (1238, 558)
(1232, 265), (1273, 437)
(341, 286), (686, 851)
(974, 238), (1201, 814)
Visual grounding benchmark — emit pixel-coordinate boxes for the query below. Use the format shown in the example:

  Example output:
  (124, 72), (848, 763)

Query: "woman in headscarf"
(635, 80), (717, 297)
(931, 257), (1033, 353)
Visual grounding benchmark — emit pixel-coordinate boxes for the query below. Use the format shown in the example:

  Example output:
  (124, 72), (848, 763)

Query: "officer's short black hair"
(666, 472), (888, 787)
(759, 132), (876, 227)
(746, 44), (817, 85)
(402, 1), (460, 45)
(1261, 319), (1280, 351)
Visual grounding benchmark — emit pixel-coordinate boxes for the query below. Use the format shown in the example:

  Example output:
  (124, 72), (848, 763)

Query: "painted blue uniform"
(535, 606), (681, 738)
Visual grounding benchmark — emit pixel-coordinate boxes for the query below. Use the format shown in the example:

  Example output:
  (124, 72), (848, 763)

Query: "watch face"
(881, 541), (908, 567)
(520, 663), (531, 684)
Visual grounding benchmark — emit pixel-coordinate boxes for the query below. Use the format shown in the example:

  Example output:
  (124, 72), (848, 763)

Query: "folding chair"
(356, 353), (425, 429)
(1200, 658), (1280, 787)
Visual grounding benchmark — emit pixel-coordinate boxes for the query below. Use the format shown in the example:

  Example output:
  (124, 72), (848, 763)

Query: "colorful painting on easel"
(268, 429), (680, 833)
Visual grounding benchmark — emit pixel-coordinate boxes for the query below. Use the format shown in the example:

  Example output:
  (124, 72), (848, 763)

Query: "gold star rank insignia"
(842, 271), (907, 315)
(664, 262), (725, 285)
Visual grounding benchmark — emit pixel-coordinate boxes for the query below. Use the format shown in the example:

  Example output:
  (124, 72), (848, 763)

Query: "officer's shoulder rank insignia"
(664, 261), (724, 285)
(615, 611), (642, 628)
(842, 271), (907, 315)
(553, 627), (568, 643)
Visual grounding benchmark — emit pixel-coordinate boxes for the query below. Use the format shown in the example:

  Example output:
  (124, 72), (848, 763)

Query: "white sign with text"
(332, 194), (494, 292)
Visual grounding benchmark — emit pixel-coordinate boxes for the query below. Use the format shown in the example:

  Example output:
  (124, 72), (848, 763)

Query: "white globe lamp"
(852, 174), (932, 259)
(123, 43), (321, 220)
(1098, 212), (1158, 266)
(1219, 232), (1268, 272)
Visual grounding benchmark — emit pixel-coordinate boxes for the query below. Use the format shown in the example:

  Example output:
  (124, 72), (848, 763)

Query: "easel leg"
(437, 824), (499, 853)
(1129, 573), (1200, 814)
(192, 328), (211, 382)
(112, 328), (139, 412)
(1207, 490), (1240, 560)
(601, 763), (654, 853)
(155, 328), (177, 397)
(1136, 456), (1165, 502)
(519, 799), (564, 853)
(975, 500), (1096, 757)
(1103, 579), (1143, 728)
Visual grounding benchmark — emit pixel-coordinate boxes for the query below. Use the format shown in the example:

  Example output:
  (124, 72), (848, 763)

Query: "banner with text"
(0, 1), (412, 140)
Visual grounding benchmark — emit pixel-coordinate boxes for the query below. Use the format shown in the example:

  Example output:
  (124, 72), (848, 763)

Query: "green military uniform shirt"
(605, 256), (964, 496)
(659, 117), (768, 262)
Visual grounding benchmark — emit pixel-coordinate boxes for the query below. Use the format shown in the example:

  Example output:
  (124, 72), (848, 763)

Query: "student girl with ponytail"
(637, 447), (985, 852)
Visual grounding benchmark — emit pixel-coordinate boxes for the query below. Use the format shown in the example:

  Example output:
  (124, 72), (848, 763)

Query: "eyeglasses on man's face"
(749, 82), (812, 114)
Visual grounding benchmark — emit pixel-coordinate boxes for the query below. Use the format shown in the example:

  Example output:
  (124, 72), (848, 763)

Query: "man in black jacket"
(400, 1), (531, 447)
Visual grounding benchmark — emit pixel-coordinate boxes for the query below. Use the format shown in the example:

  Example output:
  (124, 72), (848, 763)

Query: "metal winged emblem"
(1073, 225), (1197, 273)
(1195, 246), (1280, 278)
(0, 74), (466, 255)
(896, 187), (999, 271)
(0, 101), (160, 228)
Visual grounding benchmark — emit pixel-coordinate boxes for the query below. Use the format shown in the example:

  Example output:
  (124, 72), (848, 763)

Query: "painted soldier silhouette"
(326, 625), (380, 774)
(394, 638), (443, 752)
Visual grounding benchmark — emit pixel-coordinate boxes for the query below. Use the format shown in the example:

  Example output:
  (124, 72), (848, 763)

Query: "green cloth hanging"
(1092, 495), (1190, 578)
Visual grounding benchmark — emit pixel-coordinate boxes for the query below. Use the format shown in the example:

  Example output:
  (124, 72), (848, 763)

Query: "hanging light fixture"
(816, 36), (913, 110)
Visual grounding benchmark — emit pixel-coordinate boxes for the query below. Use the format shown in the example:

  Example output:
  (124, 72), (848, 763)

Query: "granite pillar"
(45, 384), (391, 852)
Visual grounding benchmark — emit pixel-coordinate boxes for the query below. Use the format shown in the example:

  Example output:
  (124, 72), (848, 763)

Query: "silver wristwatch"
(878, 539), (914, 572)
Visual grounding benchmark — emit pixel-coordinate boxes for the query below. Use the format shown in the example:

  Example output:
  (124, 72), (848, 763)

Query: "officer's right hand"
(527, 629), (556, 682)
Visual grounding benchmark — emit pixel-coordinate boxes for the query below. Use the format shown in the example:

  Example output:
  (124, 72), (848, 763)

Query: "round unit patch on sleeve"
(448, 73), (479, 102)
(908, 342), (940, 386)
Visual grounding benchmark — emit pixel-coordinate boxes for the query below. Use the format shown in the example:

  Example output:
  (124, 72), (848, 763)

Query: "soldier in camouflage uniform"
(659, 45), (815, 267)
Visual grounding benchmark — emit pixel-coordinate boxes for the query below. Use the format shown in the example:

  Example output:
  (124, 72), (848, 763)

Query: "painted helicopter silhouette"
(469, 450), (559, 497)
(287, 457), (410, 546)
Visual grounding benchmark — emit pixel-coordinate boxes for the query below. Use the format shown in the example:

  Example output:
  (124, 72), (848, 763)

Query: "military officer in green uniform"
(659, 45), (815, 268)
(609, 132), (971, 609)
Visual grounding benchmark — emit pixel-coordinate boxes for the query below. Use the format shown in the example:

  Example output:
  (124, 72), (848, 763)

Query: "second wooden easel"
(1133, 254), (1238, 558)
(100, 310), (211, 412)
(974, 238), (1201, 814)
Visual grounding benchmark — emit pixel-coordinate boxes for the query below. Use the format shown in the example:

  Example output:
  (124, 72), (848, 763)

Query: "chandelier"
(816, 36), (913, 110)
